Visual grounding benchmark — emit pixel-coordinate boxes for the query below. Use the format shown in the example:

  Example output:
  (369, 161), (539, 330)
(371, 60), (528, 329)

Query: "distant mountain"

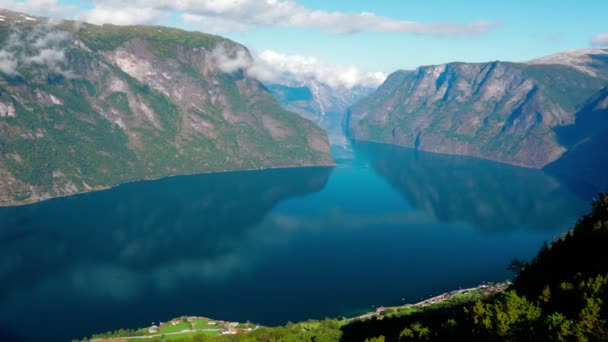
(267, 81), (375, 147)
(348, 49), (608, 168)
(0, 9), (333, 206)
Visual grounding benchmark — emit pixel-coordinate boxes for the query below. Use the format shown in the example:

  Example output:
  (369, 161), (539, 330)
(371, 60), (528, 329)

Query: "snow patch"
(111, 49), (154, 82)
(526, 49), (608, 76)
(309, 83), (326, 116)
(114, 119), (126, 129)
(0, 102), (16, 118)
(109, 77), (128, 92)
(49, 94), (63, 105)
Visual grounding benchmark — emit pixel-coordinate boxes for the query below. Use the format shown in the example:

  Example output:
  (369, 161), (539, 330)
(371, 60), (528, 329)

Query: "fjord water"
(0, 142), (589, 342)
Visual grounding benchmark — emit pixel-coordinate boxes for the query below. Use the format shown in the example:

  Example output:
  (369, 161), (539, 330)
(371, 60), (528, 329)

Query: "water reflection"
(0, 167), (331, 341)
(0, 145), (592, 342)
(354, 141), (588, 232)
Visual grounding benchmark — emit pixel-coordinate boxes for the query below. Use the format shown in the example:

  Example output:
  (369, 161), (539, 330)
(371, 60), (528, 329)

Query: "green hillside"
(0, 9), (333, 206)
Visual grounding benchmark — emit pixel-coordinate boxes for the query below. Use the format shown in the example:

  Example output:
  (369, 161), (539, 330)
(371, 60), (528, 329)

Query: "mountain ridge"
(0, 8), (333, 206)
(348, 49), (608, 169)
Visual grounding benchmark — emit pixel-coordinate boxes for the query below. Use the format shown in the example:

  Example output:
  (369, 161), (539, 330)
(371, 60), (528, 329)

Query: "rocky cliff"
(545, 87), (608, 194)
(0, 9), (333, 206)
(348, 49), (608, 168)
(267, 81), (374, 147)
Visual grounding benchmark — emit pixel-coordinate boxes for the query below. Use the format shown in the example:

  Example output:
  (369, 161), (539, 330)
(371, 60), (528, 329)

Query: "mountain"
(347, 49), (608, 168)
(267, 81), (375, 147)
(544, 87), (608, 196)
(0, 9), (333, 206)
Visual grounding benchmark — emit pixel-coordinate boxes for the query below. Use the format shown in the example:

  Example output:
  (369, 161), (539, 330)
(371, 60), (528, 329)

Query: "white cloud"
(174, 0), (498, 35)
(591, 32), (608, 48)
(209, 44), (386, 89)
(0, 50), (18, 75)
(0, 0), (76, 18)
(26, 48), (65, 67)
(0, 26), (71, 76)
(75, 3), (168, 26)
(250, 50), (387, 89)
(209, 41), (253, 73)
(55, 0), (498, 36)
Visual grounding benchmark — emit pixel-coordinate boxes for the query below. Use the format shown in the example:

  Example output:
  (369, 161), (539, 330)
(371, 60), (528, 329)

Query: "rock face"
(348, 49), (608, 168)
(545, 87), (608, 194)
(0, 9), (333, 206)
(267, 82), (375, 147)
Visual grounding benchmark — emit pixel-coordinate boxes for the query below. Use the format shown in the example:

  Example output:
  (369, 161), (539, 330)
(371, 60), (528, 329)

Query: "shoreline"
(350, 138), (540, 169)
(84, 281), (512, 341)
(345, 281), (512, 322)
(0, 162), (336, 208)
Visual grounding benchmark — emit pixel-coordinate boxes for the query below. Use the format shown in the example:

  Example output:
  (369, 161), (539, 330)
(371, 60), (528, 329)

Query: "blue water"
(0, 142), (590, 341)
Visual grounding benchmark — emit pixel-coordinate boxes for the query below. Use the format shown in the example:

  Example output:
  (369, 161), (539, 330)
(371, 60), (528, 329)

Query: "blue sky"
(3, 0), (608, 86)
(220, 0), (608, 71)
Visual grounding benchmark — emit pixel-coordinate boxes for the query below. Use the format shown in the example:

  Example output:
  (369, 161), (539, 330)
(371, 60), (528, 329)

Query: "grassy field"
(158, 322), (191, 334)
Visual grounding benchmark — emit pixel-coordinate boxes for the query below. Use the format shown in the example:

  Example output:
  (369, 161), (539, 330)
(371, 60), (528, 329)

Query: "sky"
(1, 0), (607, 88)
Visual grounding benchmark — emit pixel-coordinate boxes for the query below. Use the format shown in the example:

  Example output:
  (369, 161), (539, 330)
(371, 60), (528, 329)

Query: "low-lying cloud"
(210, 43), (386, 89)
(0, 26), (71, 76)
(251, 50), (387, 89)
(210, 42), (253, 73)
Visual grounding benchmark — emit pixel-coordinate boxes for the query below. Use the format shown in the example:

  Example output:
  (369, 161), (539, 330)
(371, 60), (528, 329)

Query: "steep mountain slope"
(0, 9), (333, 206)
(545, 87), (608, 194)
(267, 81), (374, 147)
(348, 49), (608, 168)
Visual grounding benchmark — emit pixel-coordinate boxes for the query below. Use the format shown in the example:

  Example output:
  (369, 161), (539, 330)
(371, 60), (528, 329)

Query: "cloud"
(57, 0), (498, 36)
(176, 0), (499, 35)
(249, 50), (387, 89)
(591, 32), (608, 48)
(0, 25), (71, 76)
(209, 43), (386, 89)
(0, 0), (76, 18)
(75, 3), (168, 26)
(209, 41), (253, 73)
(0, 50), (18, 75)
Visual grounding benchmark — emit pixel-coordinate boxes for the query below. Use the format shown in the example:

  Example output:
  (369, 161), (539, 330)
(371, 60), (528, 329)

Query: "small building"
(172, 320), (180, 326)
(149, 325), (158, 333)
(221, 328), (238, 335)
(187, 316), (198, 322)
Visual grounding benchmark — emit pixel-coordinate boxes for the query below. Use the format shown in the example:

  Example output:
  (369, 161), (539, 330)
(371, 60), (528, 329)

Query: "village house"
(221, 328), (238, 335)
